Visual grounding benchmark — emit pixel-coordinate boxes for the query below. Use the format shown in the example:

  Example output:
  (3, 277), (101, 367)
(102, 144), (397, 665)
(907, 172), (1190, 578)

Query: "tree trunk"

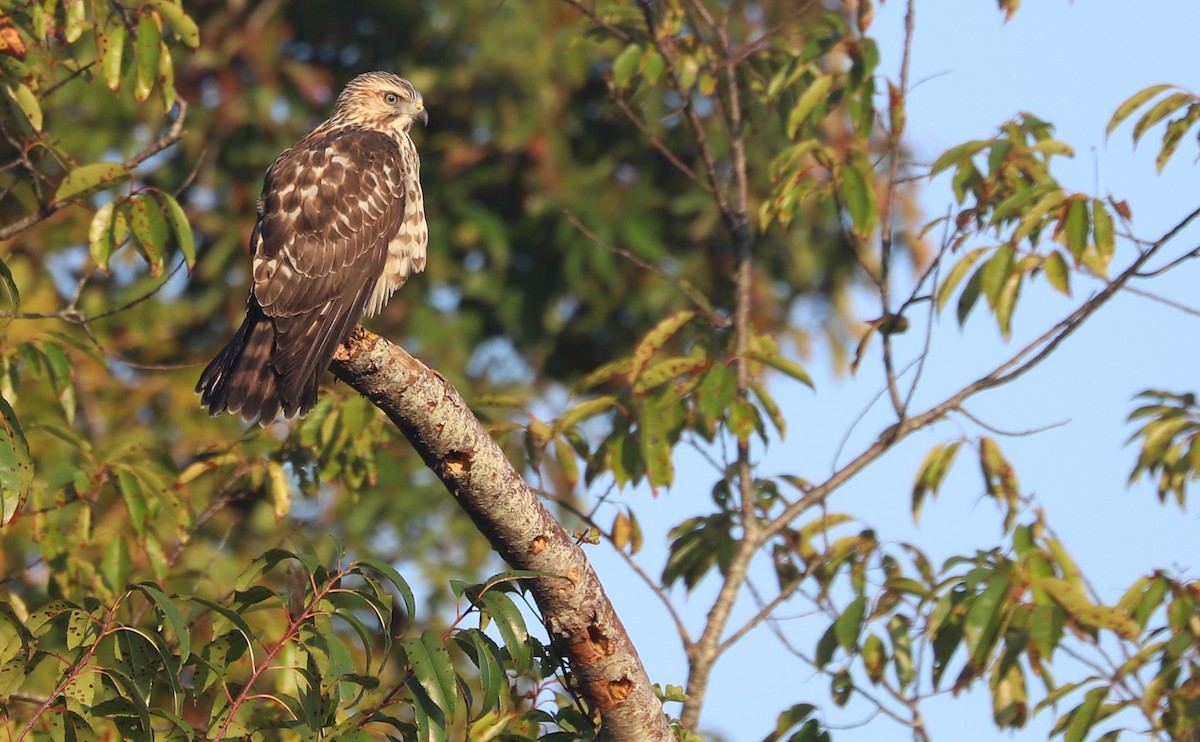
(330, 327), (673, 742)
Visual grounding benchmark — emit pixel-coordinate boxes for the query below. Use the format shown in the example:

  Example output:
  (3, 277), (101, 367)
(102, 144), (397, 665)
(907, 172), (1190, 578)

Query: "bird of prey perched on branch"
(198, 71), (429, 424)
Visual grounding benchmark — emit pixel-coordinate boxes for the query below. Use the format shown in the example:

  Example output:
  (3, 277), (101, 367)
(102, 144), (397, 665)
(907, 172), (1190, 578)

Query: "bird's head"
(333, 71), (428, 135)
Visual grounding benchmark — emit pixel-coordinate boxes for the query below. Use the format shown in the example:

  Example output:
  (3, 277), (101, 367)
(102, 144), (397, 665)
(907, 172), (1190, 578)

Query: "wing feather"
(250, 125), (409, 415)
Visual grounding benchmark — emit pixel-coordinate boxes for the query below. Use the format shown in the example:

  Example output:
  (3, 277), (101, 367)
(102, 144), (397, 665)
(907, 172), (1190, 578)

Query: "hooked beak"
(415, 108), (429, 127)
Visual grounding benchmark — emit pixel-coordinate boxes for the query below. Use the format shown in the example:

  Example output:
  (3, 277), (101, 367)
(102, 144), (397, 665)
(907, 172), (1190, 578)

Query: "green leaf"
(751, 381), (786, 438)
(1131, 91), (1194, 144)
(634, 355), (709, 394)
(1107, 83), (1173, 139)
(0, 256), (19, 316)
(0, 396), (33, 525)
(930, 139), (992, 176)
(964, 576), (1009, 667)
(835, 595), (866, 652)
(104, 664), (154, 738)
(355, 554), (417, 619)
(980, 243), (1015, 309)
(830, 668), (852, 707)
(630, 310), (695, 381)
(405, 630), (458, 723)
(189, 598), (256, 669)
(157, 42), (176, 109)
(786, 75), (834, 138)
(554, 395), (618, 435)
(4, 82), (42, 133)
(638, 405), (673, 488)
(1156, 103), (1200, 172)
(1043, 250), (1071, 296)
(994, 260), (1024, 339)
(839, 154), (877, 237)
(745, 348), (814, 389)
(128, 193), (169, 275)
(455, 630), (505, 718)
(103, 16), (127, 91)
(936, 247), (989, 314)
(815, 624), (838, 668)
(89, 202), (118, 272)
(862, 633), (886, 684)
(912, 442), (961, 523)
(55, 162), (128, 203)
(63, 0), (87, 43)
(1063, 687), (1108, 742)
(101, 538), (132, 593)
(39, 342), (75, 425)
(888, 614), (914, 691)
(1033, 577), (1139, 639)
(146, 0), (200, 48)
(133, 582), (191, 667)
(1091, 199), (1115, 264)
(1012, 189), (1065, 246)
(475, 590), (531, 674)
(134, 10), (162, 103)
(611, 44), (642, 89)
(1062, 197), (1089, 259)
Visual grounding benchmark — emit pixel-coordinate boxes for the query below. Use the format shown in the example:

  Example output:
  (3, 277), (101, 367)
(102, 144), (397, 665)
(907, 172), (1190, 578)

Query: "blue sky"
(584, 2), (1200, 740)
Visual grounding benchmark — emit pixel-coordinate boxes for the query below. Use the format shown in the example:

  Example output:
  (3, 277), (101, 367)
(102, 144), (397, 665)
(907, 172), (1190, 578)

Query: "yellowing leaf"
(1043, 250), (1070, 296)
(55, 162), (128, 203)
(4, 82), (42, 133)
(147, 0), (200, 48)
(128, 193), (169, 275)
(103, 16), (127, 91)
(89, 202), (117, 271)
(266, 461), (290, 521)
(158, 192), (195, 269)
(0, 396), (33, 525)
(1107, 83), (1173, 139)
(134, 11), (162, 103)
(629, 310), (695, 382)
(1132, 90), (1194, 144)
(786, 75), (833, 139)
(611, 44), (642, 90)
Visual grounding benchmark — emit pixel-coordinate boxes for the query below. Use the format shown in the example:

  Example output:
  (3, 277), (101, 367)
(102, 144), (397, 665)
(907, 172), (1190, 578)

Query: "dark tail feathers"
(196, 303), (285, 425)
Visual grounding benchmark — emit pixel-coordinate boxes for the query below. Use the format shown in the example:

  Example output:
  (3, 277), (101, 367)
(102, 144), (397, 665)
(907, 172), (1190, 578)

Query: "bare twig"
(564, 210), (730, 328)
(877, 0), (917, 419)
(954, 405), (1068, 438)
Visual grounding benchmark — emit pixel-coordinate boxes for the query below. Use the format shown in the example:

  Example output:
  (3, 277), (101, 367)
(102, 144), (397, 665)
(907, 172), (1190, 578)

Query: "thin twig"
(758, 201), (1200, 548)
(610, 93), (711, 192)
(564, 210), (731, 328)
(954, 405), (1068, 437)
(0, 101), (188, 242)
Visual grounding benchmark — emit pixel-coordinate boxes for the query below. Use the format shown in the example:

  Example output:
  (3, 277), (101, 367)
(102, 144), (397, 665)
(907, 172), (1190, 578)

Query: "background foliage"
(0, 0), (1196, 740)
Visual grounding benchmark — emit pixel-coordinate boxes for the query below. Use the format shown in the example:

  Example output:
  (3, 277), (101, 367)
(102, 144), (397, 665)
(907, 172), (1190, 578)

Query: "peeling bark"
(331, 328), (673, 742)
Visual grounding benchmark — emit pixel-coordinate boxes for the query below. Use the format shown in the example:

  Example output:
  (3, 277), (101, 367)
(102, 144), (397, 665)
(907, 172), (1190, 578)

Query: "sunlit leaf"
(128, 192), (169, 275)
(405, 630), (458, 723)
(786, 75), (834, 139)
(835, 595), (866, 652)
(146, 0), (200, 48)
(103, 16), (127, 91)
(55, 162), (128, 203)
(0, 396), (34, 525)
(1107, 83), (1173, 139)
(4, 82), (41, 133)
(134, 11), (162, 103)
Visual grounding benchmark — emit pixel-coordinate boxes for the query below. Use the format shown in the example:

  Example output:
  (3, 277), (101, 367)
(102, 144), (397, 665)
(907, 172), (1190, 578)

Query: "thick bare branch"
(330, 328), (672, 742)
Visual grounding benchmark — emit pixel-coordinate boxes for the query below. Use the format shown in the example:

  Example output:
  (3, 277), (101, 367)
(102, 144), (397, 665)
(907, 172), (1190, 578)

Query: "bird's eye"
(384, 92), (399, 105)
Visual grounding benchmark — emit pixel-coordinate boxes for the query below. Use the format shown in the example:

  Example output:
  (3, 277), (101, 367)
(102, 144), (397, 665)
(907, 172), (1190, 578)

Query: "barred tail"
(196, 302), (282, 425)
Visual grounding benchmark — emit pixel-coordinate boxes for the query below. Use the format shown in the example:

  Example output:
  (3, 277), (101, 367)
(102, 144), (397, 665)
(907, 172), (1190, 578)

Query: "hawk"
(198, 72), (429, 424)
